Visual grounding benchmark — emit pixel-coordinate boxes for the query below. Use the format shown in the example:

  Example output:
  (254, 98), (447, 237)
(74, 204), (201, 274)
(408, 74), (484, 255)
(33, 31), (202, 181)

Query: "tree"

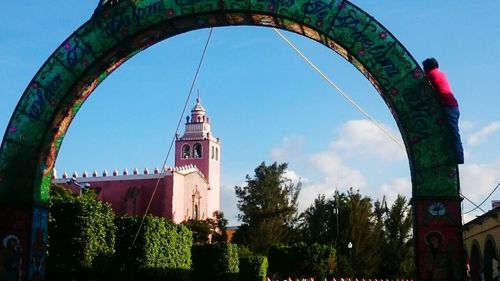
(300, 194), (336, 245)
(183, 219), (213, 244)
(300, 189), (385, 277)
(345, 189), (383, 277)
(377, 195), (414, 278)
(233, 162), (301, 254)
(300, 189), (415, 279)
(183, 211), (228, 244)
(48, 184), (116, 278)
(212, 211), (229, 242)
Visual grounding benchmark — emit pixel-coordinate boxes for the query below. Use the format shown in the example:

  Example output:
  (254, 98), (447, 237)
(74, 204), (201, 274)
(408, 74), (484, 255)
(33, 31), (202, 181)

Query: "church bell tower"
(175, 97), (220, 218)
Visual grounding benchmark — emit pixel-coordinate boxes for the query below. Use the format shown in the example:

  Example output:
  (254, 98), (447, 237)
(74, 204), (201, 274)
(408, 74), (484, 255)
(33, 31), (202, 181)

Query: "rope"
(271, 28), (499, 217)
(272, 28), (405, 150)
(123, 28), (214, 269)
(461, 192), (486, 214)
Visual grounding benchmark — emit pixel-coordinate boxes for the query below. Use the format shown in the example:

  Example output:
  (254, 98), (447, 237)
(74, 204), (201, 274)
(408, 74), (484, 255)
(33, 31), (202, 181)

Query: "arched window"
(471, 243), (481, 281)
(215, 147), (219, 161)
(193, 143), (202, 158)
(484, 239), (498, 281)
(211, 146), (214, 159)
(182, 144), (190, 159)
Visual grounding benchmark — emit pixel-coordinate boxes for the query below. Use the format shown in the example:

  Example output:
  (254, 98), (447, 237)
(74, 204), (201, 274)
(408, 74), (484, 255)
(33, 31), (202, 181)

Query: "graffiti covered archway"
(0, 0), (465, 280)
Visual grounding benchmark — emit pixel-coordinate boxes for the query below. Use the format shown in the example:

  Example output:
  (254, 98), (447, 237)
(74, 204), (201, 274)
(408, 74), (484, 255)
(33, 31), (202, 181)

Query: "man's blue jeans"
(444, 106), (464, 164)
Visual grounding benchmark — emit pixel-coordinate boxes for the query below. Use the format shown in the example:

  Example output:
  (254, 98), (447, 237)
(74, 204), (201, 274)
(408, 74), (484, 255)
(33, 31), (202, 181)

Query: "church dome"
(191, 97), (206, 113)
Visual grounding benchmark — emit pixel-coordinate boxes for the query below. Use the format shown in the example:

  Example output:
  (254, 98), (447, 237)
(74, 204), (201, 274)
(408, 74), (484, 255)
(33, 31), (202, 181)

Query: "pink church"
(52, 98), (221, 223)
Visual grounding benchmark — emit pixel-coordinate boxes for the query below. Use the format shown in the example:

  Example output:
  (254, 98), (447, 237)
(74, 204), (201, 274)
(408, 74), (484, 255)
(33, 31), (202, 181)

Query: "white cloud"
(271, 134), (369, 212)
(220, 182), (244, 226)
(460, 162), (500, 203)
(307, 151), (367, 188)
(295, 151), (367, 211)
(271, 135), (306, 162)
(330, 119), (406, 160)
(460, 120), (475, 132)
(283, 169), (304, 185)
(466, 121), (500, 146)
(379, 177), (412, 205)
(297, 180), (337, 212)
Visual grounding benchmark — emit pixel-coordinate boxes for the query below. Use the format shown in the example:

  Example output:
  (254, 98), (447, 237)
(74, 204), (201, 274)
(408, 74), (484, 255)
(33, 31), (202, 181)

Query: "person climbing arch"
(423, 57), (464, 164)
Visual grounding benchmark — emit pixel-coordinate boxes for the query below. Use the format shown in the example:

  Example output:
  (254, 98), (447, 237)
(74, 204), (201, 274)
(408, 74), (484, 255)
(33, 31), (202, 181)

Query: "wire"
(123, 28), (214, 269)
(272, 28), (405, 150)
(461, 192), (486, 213)
(462, 182), (500, 214)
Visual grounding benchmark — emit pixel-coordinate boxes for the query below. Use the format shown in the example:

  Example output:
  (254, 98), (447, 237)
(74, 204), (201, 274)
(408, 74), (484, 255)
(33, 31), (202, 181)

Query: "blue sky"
(1, 1), (499, 225)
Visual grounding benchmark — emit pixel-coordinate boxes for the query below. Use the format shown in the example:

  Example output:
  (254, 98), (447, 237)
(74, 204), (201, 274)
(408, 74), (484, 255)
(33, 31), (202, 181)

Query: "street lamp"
(66, 177), (90, 195)
(348, 242), (353, 281)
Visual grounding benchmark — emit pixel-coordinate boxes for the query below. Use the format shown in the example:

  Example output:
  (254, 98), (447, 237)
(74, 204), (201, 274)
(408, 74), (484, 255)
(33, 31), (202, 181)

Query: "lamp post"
(334, 189), (340, 276)
(348, 242), (353, 281)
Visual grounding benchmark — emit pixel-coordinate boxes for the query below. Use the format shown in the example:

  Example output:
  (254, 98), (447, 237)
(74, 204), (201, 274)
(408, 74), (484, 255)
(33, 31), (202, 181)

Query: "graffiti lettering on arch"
(27, 75), (63, 122)
(330, 9), (400, 84)
(101, 0), (165, 38)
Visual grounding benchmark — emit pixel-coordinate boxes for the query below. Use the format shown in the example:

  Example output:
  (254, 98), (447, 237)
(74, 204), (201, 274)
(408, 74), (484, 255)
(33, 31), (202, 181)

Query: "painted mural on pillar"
(0, 0), (465, 280)
(415, 199), (463, 280)
(29, 208), (47, 281)
(0, 207), (31, 281)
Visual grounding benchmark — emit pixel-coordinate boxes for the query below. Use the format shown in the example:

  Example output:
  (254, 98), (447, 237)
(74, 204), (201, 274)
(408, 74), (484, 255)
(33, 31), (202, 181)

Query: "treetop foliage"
(233, 162), (301, 254)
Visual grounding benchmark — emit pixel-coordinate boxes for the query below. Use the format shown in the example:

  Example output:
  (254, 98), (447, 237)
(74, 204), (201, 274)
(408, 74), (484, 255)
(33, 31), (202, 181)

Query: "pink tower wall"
(174, 97), (221, 219)
(171, 171), (209, 222)
(174, 138), (220, 218)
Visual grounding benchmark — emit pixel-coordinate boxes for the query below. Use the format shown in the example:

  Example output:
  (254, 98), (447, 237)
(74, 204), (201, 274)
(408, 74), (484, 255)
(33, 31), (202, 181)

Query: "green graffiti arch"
(0, 0), (465, 279)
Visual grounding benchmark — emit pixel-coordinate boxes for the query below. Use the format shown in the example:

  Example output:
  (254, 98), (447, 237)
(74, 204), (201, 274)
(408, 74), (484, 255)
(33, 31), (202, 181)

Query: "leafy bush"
(268, 244), (296, 279)
(268, 243), (335, 280)
(114, 215), (192, 281)
(47, 185), (116, 279)
(239, 255), (268, 281)
(192, 242), (239, 281)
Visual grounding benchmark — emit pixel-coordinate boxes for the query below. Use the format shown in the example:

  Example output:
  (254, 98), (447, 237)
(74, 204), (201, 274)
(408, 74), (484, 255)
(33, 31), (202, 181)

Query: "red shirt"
(426, 68), (458, 107)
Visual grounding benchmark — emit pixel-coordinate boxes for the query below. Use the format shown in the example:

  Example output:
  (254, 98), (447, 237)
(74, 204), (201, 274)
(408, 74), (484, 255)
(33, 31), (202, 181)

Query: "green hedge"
(239, 255), (268, 281)
(192, 242), (239, 281)
(268, 243), (335, 280)
(114, 215), (192, 281)
(47, 185), (116, 280)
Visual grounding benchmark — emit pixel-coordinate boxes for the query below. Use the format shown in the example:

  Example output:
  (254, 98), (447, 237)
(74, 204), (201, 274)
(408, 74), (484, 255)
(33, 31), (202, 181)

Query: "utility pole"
(348, 242), (353, 281)
(334, 186), (340, 276)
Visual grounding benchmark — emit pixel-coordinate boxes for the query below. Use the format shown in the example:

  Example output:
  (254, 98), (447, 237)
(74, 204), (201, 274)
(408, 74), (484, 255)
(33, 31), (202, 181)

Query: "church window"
(182, 144), (190, 159)
(215, 147), (219, 161)
(193, 143), (202, 158)
(211, 146), (214, 159)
